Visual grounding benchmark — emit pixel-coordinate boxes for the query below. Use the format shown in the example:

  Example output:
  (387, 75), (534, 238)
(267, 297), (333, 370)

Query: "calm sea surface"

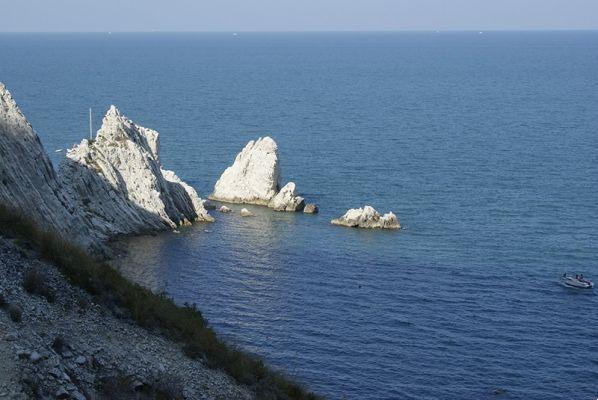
(1, 32), (597, 399)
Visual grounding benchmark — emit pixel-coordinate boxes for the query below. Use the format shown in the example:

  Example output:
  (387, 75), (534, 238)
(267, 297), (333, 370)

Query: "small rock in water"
(331, 205), (400, 229)
(303, 203), (319, 214)
(218, 205), (232, 213)
(268, 182), (305, 212)
(240, 208), (254, 217)
(202, 199), (216, 210)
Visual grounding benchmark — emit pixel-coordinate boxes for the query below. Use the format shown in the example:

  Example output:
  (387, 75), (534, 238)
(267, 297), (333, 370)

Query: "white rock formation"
(210, 137), (306, 212)
(0, 83), (213, 250)
(331, 206), (401, 229)
(239, 208), (254, 217)
(210, 137), (280, 205)
(268, 182), (305, 212)
(303, 203), (319, 214)
(218, 205), (232, 213)
(59, 106), (212, 237)
(161, 169), (214, 223)
(0, 83), (96, 248)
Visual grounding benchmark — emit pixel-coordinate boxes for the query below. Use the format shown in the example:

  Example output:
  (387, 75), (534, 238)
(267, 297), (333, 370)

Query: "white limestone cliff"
(0, 83), (97, 248)
(331, 206), (401, 229)
(210, 137), (306, 212)
(59, 106), (213, 237)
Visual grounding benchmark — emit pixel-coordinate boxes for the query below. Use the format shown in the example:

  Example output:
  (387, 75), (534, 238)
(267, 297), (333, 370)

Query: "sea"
(1, 31), (597, 399)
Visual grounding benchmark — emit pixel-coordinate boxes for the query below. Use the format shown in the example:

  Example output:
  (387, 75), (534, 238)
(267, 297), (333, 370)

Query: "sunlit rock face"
(331, 206), (401, 229)
(210, 137), (280, 205)
(0, 83), (96, 248)
(268, 182), (305, 212)
(59, 106), (212, 237)
(210, 137), (306, 212)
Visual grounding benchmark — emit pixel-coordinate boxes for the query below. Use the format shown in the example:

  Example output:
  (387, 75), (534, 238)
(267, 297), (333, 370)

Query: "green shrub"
(0, 203), (319, 400)
(8, 304), (22, 322)
(51, 335), (68, 354)
(22, 268), (56, 303)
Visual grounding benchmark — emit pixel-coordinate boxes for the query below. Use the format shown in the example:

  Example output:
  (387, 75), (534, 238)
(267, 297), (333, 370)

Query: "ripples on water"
(1, 32), (597, 399)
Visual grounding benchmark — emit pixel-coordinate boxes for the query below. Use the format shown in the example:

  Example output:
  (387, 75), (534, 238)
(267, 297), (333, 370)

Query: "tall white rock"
(210, 137), (280, 205)
(210, 137), (306, 212)
(0, 83), (97, 248)
(331, 206), (401, 229)
(59, 106), (212, 237)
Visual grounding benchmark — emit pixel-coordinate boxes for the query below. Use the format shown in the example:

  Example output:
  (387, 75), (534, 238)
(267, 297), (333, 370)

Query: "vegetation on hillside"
(0, 203), (319, 400)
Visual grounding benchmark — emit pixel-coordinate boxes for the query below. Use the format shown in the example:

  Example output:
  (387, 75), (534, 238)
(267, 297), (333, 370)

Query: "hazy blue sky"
(1, 0), (597, 32)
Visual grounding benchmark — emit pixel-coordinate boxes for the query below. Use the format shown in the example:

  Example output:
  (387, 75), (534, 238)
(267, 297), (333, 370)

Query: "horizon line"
(1, 28), (597, 34)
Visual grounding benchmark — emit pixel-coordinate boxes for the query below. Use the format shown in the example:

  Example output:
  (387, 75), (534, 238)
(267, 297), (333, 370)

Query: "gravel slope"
(0, 236), (252, 400)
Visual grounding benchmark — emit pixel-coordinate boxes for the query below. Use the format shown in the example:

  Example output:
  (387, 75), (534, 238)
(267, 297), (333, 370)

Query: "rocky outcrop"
(0, 83), (96, 248)
(210, 137), (280, 205)
(0, 82), (212, 249)
(219, 205), (232, 213)
(303, 204), (319, 214)
(59, 106), (213, 238)
(240, 208), (254, 217)
(268, 182), (305, 212)
(210, 137), (306, 212)
(331, 206), (401, 229)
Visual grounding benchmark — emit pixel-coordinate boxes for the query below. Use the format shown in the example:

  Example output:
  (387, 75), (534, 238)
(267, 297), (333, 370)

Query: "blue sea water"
(1, 32), (597, 399)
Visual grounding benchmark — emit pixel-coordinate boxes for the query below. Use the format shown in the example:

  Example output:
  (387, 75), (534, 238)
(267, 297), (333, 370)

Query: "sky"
(0, 0), (597, 32)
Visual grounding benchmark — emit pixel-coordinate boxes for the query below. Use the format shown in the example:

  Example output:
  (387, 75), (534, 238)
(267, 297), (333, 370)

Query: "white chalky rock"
(239, 208), (254, 217)
(218, 205), (232, 213)
(210, 137), (280, 205)
(210, 137), (309, 212)
(268, 182), (305, 212)
(0, 83), (97, 248)
(59, 106), (212, 237)
(331, 205), (401, 229)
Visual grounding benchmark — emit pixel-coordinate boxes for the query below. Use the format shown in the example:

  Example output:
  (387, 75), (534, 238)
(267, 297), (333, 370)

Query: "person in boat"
(579, 274), (584, 281)
(562, 273), (567, 278)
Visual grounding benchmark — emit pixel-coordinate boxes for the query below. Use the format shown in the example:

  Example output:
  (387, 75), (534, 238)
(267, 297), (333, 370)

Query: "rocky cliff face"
(210, 137), (306, 212)
(59, 106), (213, 238)
(0, 84), (96, 248)
(0, 83), (212, 247)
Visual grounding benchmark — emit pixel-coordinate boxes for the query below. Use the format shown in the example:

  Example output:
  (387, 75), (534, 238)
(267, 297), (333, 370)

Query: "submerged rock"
(59, 106), (213, 238)
(210, 137), (308, 212)
(218, 205), (232, 213)
(331, 206), (400, 229)
(303, 203), (319, 214)
(268, 182), (305, 212)
(239, 208), (254, 217)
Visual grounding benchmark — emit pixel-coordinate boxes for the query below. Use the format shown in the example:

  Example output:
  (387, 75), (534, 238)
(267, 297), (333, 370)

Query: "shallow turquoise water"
(1, 32), (597, 399)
